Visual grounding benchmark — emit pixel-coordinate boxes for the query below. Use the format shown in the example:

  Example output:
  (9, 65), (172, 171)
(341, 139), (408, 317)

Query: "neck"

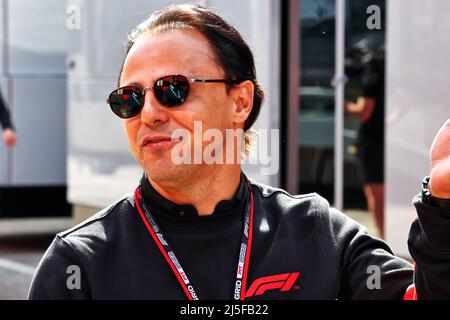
(148, 166), (242, 216)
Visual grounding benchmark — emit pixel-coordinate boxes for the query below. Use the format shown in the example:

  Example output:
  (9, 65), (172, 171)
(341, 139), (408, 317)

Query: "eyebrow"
(119, 81), (142, 88)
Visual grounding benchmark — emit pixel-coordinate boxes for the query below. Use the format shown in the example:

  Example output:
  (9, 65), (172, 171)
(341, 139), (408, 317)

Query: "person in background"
(346, 57), (385, 238)
(0, 88), (16, 148)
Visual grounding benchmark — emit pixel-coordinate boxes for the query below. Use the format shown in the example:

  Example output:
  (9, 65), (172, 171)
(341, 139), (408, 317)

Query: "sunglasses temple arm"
(190, 78), (230, 83)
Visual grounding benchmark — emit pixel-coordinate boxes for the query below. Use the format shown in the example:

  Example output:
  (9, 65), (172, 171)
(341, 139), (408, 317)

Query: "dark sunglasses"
(107, 74), (239, 119)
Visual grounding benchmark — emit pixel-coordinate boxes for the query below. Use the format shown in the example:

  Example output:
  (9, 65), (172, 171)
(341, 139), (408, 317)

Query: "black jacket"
(28, 173), (450, 299)
(0, 90), (13, 130)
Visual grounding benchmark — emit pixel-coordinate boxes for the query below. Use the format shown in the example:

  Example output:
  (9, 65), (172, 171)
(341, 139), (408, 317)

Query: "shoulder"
(249, 178), (331, 216)
(29, 194), (137, 297)
(55, 193), (136, 254)
(248, 178), (368, 240)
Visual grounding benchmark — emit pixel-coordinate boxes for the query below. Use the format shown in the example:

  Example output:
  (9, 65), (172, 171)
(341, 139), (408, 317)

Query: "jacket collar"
(140, 171), (247, 218)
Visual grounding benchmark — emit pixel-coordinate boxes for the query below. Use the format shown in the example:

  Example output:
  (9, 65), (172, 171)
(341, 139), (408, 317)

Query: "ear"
(231, 80), (254, 128)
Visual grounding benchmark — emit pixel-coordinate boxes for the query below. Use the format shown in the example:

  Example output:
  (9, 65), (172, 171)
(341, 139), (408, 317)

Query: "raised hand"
(429, 119), (450, 198)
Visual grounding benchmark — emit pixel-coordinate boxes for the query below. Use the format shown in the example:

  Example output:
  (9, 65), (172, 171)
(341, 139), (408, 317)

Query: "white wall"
(0, 0), (68, 186)
(386, 0), (450, 257)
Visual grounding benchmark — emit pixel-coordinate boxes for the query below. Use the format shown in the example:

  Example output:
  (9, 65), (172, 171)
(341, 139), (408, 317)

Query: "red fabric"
(403, 262), (418, 300)
(403, 284), (418, 300)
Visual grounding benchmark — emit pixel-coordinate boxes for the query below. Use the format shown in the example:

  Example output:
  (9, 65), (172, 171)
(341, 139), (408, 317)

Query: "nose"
(140, 87), (170, 127)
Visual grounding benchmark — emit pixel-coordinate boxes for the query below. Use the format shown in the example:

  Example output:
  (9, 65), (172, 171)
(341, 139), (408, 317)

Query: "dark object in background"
(0, 89), (14, 130)
(0, 186), (71, 218)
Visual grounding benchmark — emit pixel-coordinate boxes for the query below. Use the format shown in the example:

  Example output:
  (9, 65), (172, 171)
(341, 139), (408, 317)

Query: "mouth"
(141, 135), (182, 151)
(143, 137), (171, 145)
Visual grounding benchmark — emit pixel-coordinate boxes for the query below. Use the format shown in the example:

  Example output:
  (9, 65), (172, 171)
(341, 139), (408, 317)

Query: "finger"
(430, 119), (450, 166)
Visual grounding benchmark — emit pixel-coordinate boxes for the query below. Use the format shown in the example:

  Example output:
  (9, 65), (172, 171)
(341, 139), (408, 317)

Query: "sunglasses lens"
(154, 75), (189, 107)
(108, 86), (143, 118)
